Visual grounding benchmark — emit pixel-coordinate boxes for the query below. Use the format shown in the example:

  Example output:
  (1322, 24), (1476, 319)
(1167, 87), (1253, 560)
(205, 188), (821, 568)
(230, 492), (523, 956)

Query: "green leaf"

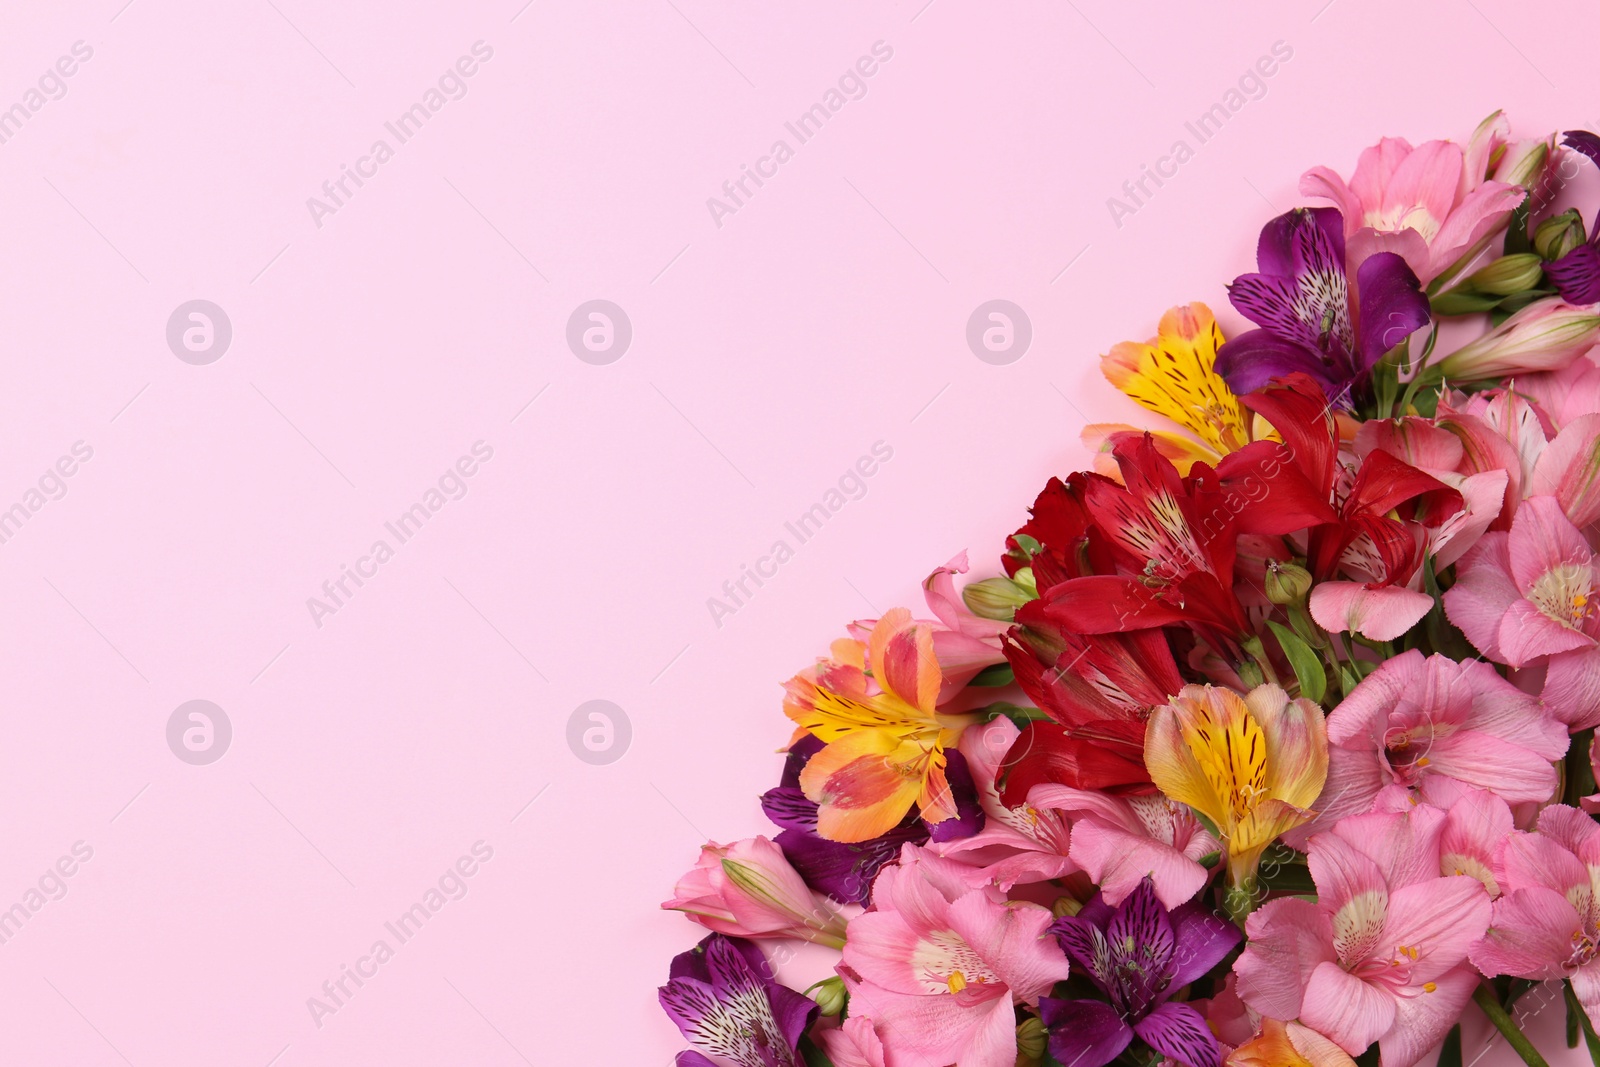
(978, 702), (1051, 728)
(1266, 620), (1327, 704)
(969, 663), (1015, 688)
(799, 1035), (837, 1067)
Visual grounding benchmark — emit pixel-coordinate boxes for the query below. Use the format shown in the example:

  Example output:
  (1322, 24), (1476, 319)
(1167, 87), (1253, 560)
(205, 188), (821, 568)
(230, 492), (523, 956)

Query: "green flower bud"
(1051, 895), (1083, 919)
(1465, 253), (1544, 296)
(963, 569), (1038, 621)
(1536, 209), (1586, 261)
(1265, 562), (1314, 606)
(807, 976), (847, 1016)
(1016, 1017), (1048, 1063)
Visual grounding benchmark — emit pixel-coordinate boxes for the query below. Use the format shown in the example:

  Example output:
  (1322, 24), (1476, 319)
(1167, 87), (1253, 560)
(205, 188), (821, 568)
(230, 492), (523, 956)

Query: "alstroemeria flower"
(659, 934), (819, 1067)
(1446, 496), (1600, 729)
(1042, 876), (1241, 1067)
(1471, 804), (1600, 1031)
(1028, 782), (1220, 909)
(842, 844), (1072, 1067)
(785, 608), (982, 842)
(1085, 302), (1256, 475)
(663, 836), (848, 948)
(1144, 683), (1327, 901)
(1297, 651), (1566, 839)
(1214, 208), (1431, 401)
(1234, 805), (1491, 1067)
(1300, 125), (1531, 284)
(927, 716), (1076, 891)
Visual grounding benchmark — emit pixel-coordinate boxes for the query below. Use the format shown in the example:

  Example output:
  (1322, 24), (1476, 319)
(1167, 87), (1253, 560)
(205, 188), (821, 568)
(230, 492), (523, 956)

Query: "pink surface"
(0, 0), (1594, 1063)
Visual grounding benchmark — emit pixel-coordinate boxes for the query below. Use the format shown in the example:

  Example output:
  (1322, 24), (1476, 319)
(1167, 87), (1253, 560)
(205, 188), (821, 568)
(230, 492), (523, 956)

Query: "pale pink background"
(0, 0), (1594, 1063)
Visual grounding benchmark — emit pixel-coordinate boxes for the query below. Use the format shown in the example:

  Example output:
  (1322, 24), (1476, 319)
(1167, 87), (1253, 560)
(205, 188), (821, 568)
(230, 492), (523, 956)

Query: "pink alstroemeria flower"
(1295, 650), (1565, 838)
(1447, 495), (1600, 729)
(928, 717), (1076, 891)
(1026, 782), (1220, 910)
(1301, 126), (1531, 284)
(1235, 805), (1491, 1067)
(842, 844), (1072, 1067)
(1518, 352), (1600, 431)
(664, 836), (848, 947)
(1471, 805), (1600, 1030)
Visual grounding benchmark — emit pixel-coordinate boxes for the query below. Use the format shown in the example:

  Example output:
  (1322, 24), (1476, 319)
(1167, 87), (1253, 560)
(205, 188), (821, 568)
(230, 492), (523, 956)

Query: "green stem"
(1474, 983), (1552, 1067)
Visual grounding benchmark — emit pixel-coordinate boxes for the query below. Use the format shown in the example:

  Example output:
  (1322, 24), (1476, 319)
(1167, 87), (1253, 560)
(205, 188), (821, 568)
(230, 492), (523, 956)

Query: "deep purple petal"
(1228, 272), (1306, 338)
(670, 933), (770, 983)
(1549, 243), (1600, 305)
(1050, 915), (1113, 994)
(1166, 901), (1243, 987)
(773, 819), (925, 906)
(1041, 998), (1136, 1067)
(1214, 330), (1340, 396)
(760, 787), (820, 833)
(1074, 893), (1116, 930)
(1255, 210), (1302, 277)
(1355, 250), (1430, 365)
(1297, 207), (1349, 280)
(1105, 877), (1175, 1016)
(1133, 1001), (1224, 1067)
(925, 748), (985, 842)
(778, 735), (824, 790)
(676, 1052), (721, 1067)
(1564, 131), (1600, 171)
(768, 983), (822, 1051)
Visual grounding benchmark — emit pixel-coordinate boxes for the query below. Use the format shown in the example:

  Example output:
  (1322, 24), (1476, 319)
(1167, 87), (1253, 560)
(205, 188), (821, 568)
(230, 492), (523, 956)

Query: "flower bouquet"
(658, 113), (1600, 1067)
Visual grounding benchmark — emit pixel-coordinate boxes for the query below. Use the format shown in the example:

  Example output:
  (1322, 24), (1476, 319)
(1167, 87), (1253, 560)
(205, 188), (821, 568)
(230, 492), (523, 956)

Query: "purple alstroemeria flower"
(1214, 206), (1431, 402)
(760, 735), (982, 906)
(1544, 131), (1600, 304)
(658, 933), (818, 1067)
(1041, 876), (1240, 1067)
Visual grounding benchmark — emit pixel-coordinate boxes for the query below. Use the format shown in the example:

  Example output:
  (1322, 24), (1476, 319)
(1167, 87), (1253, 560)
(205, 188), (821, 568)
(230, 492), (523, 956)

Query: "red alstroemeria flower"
(996, 611), (1184, 804)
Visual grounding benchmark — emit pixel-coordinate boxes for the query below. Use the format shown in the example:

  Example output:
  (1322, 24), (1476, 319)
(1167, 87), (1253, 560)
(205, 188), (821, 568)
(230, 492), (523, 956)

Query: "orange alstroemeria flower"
(784, 608), (980, 843)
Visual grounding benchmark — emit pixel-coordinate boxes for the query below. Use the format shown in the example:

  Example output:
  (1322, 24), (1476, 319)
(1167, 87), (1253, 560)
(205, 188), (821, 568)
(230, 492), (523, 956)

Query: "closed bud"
(963, 569), (1038, 621)
(1494, 136), (1552, 188)
(1536, 209), (1587, 260)
(1265, 562), (1314, 606)
(1051, 895), (1083, 919)
(1016, 1017), (1048, 1064)
(1466, 253), (1544, 296)
(807, 976), (847, 1016)
(1439, 298), (1600, 380)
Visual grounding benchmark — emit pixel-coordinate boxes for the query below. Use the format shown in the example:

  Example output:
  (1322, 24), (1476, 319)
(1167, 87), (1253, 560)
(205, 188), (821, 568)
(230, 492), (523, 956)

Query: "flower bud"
(807, 976), (847, 1016)
(1016, 1017), (1048, 1063)
(1265, 562), (1313, 606)
(963, 570), (1038, 621)
(1439, 298), (1600, 380)
(1536, 209), (1587, 261)
(1051, 895), (1083, 919)
(1494, 136), (1553, 188)
(663, 837), (848, 947)
(1465, 253), (1544, 296)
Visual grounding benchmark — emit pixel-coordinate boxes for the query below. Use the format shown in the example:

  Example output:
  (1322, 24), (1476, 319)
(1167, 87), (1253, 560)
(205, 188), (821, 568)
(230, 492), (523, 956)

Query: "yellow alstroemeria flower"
(783, 608), (976, 843)
(1084, 303), (1267, 476)
(1144, 683), (1327, 919)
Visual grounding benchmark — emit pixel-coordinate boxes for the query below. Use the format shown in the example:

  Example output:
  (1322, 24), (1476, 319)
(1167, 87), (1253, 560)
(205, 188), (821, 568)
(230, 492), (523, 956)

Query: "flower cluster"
(659, 114), (1600, 1067)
